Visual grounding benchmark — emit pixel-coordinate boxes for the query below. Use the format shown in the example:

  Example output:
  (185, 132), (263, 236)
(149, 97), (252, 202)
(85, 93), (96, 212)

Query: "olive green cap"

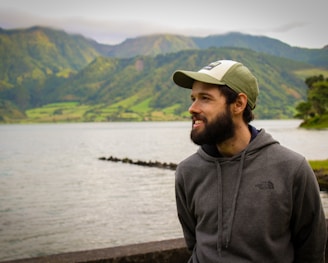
(172, 60), (259, 109)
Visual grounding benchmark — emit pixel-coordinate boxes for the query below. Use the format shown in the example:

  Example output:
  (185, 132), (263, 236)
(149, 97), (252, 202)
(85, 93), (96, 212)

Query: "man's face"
(189, 81), (235, 145)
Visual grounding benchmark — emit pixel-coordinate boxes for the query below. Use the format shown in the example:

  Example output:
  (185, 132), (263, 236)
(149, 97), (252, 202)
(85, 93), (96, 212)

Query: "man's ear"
(233, 93), (248, 114)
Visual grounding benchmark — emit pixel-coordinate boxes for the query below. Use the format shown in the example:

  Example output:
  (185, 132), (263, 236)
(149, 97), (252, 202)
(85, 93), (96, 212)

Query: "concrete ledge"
(2, 220), (328, 263)
(0, 238), (191, 263)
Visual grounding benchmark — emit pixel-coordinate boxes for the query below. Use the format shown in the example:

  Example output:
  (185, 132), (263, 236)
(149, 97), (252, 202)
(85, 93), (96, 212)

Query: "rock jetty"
(99, 156), (177, 170)
(99, 156), (328, 191)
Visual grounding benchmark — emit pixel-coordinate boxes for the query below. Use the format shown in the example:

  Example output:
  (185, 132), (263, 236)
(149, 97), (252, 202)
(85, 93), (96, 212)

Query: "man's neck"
(216, 123), (251, 157)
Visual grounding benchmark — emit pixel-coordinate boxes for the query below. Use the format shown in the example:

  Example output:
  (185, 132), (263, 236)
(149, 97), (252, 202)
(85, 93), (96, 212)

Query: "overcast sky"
(0, 0), (327, 48)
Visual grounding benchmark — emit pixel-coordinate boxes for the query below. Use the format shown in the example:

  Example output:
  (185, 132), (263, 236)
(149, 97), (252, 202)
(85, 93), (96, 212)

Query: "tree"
(308, 82), (328, 115)
(294, 101), (313, 120)
(295, 75), (328, 128)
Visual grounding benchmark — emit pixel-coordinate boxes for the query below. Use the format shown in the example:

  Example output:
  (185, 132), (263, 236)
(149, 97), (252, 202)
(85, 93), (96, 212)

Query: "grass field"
(309, 159), (328, 171)
(294, 69), (328, 79)
(24, 101), (188, 123)
(309, 159), (328, 190)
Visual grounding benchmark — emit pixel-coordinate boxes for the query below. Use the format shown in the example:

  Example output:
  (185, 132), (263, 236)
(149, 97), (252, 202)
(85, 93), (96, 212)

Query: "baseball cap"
(172, 60), (259, 109)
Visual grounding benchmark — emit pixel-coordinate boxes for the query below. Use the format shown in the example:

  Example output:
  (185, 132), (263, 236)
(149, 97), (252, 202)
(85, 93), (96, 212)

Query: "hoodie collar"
(201, 125), (259, 157)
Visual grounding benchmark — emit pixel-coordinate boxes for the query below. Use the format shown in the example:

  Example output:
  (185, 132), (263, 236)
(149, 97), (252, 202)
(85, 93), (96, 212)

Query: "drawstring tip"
(225, 240), (230, 248)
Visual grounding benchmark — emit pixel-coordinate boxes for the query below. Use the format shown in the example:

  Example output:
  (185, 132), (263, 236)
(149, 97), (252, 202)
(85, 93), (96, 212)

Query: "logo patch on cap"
(202, 61), (222, 71)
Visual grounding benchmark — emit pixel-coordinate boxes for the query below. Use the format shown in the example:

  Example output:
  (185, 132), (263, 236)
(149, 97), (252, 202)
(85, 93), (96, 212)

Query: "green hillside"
(53, 48), (315, 120)
(6, 48), (323, 123)
(0, 26), (105, 111)
(0, 26), (327, 123)
(107, 34), (198, 58)
(0, 26), (102, 92)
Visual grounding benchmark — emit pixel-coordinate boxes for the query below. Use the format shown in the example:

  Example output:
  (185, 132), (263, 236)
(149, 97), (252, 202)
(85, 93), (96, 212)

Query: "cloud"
(0, 9), (81, 29)
(0, 6), (326, 48)
(0, 8), (178, 44)
(269, 21), (308, 33)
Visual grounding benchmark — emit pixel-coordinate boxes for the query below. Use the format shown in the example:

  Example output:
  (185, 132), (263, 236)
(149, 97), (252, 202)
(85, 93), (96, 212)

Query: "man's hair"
(219, 85), (254, 123)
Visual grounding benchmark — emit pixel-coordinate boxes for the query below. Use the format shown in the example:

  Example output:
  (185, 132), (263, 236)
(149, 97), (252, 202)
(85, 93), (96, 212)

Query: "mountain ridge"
(102, 31), (328, 68)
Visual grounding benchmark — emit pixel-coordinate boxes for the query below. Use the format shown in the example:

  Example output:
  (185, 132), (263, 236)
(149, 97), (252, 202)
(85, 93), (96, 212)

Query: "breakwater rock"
(99, 156), (177, 170)
(99, 156), (328, 191)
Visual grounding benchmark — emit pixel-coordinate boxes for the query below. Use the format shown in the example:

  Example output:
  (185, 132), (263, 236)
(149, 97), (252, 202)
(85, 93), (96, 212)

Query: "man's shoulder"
(178, 151), (201, 167)
(269, 142), (306, 163)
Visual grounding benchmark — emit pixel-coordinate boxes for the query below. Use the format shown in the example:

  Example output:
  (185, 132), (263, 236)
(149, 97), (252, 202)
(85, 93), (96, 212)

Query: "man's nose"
(188, 100), (200, 114)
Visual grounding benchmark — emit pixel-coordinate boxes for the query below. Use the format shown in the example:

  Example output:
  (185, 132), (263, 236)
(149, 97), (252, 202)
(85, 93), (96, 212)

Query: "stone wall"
(2, 222), (328, 263)
(0, 238), (190, 263)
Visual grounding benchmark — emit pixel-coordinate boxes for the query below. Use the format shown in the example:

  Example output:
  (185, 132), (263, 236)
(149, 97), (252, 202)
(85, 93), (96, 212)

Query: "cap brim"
(173, 70), (225, 89)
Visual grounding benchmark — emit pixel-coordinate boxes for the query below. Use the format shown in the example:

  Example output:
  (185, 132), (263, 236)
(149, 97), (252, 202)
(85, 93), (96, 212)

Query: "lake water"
(0, 120), (327, 261)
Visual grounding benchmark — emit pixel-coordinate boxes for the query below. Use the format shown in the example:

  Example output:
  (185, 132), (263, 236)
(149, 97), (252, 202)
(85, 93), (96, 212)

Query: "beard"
(190, 106), (235, 146)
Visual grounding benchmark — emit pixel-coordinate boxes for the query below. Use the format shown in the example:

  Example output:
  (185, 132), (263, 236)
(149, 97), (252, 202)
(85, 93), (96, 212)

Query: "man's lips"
(193, 119), (204, 128)
(192, 115), (206, 129)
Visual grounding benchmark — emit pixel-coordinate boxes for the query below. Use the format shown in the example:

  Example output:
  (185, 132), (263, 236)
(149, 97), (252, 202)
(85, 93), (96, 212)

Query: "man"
(172, 59), (327, 262)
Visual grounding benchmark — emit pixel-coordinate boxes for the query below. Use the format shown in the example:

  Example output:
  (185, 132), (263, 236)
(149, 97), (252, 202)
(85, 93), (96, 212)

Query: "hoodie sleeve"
(175, 168), (197, 252)
(291, 158), (327, 263)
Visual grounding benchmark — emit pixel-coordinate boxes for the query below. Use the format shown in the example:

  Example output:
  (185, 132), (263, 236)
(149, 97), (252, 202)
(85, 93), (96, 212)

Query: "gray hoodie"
(175, 128), (326, 262)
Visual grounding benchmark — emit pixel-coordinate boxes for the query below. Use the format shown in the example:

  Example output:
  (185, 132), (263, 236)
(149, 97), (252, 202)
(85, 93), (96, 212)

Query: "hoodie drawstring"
(223, 150), (247, 249)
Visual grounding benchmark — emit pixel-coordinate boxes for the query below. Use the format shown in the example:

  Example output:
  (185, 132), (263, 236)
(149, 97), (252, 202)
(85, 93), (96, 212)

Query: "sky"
(0, 0), (327, 49)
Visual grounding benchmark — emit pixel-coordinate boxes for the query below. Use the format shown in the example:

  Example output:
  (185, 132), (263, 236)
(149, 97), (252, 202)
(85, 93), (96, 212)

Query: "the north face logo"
(255, 181), (274, 190)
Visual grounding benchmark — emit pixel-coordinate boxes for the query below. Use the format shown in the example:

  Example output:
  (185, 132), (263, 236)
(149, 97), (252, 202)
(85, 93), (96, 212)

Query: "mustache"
(191, 114), (207, 122)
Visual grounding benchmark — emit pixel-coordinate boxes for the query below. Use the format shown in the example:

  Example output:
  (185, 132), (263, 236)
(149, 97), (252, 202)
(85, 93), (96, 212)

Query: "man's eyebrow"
(191, 92), (214, 98)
